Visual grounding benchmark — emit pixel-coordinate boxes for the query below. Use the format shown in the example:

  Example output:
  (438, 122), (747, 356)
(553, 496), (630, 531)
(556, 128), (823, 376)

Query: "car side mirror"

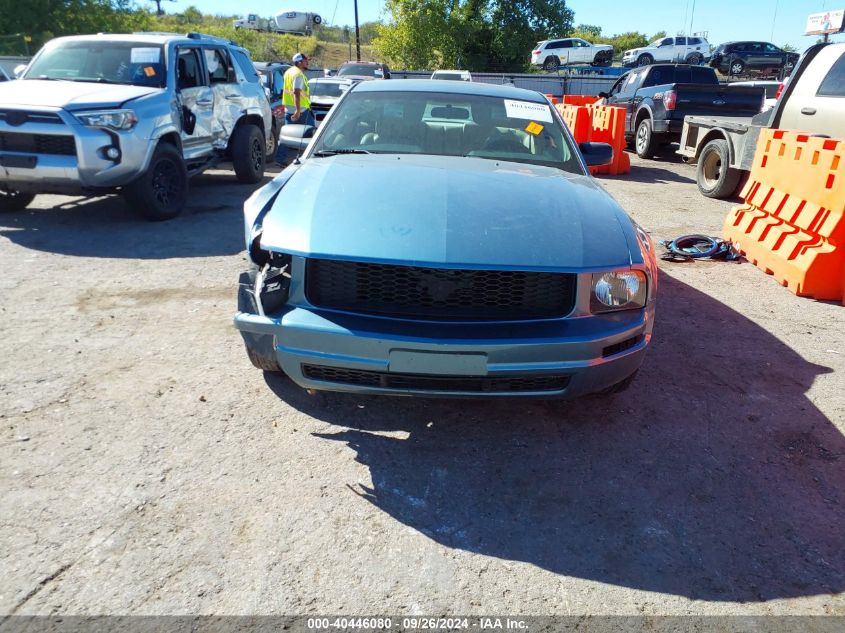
(279, 124), (315, 150)
(598, 91), (609, 98)
(13, 64), (26, 78)
(579, 142), (613, 166)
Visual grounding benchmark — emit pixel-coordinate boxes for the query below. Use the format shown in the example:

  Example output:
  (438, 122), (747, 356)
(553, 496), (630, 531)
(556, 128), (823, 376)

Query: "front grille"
(305, 259), (577, 321)
(0, 109), (63, 125)
(302, 365), (571, 393)
(311, 103), (332, 112)
(0, 132), (76, 156)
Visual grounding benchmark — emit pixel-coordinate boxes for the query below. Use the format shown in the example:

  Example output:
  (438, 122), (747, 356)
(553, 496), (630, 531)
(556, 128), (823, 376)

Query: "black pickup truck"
(599, 64), (766, 158)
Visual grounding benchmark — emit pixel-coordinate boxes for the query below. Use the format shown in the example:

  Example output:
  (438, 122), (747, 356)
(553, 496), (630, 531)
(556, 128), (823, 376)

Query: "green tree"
(374, 0), (573, 72)
(575, 24), (602, 38)
(781, 43), (797, 52)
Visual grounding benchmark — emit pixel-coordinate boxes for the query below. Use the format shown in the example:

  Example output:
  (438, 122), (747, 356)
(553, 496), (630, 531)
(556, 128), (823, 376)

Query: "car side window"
(765, 43), (780, 53)
(676, 37), (687, 45)
(817, 52), (845, 97)
(231, 49), (259, 83)
(560, 40), (573, 48)
(204, 48), (234, 84)
(660, 38), (673, 47)
(747, 42), (763, 53)
(176, 48), (203, 90)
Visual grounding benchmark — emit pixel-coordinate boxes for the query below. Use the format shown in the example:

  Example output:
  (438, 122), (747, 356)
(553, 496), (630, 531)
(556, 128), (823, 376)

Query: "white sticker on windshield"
(504, 99), (552, 123)
(130, 47), (160, 64)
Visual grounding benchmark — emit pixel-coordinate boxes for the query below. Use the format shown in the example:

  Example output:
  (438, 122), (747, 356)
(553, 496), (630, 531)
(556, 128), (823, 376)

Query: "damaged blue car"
(234, 80), (657, 398)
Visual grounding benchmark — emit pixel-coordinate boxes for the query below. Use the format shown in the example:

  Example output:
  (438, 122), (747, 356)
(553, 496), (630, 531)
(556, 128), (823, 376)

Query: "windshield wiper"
(313, 149), (371, 157)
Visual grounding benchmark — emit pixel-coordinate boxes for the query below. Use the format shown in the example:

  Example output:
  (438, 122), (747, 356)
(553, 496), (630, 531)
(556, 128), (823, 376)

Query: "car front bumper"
(234, 304), (654, 398)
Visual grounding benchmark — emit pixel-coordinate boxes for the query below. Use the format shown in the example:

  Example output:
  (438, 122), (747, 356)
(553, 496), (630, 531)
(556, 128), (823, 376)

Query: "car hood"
(260, 154), (635, 271)
(0, 79), (160, 110)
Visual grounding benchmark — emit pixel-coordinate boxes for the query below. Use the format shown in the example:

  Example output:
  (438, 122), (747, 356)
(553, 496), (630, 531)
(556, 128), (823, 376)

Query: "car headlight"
(75, 109), (138, 131)
(591, 271), (647, 313)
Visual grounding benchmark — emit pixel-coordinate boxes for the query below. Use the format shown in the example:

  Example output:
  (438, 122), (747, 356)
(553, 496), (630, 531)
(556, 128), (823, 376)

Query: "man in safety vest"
(276, 52), (315, 165)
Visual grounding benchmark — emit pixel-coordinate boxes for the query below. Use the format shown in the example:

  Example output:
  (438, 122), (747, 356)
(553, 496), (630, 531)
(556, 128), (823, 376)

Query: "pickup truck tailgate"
(673, 83), (764, 118)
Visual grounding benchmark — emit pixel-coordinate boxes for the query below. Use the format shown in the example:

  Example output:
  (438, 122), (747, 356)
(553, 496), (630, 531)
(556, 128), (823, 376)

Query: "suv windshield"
(338, 64), (384, 78)
(25, 41), (166, 88)
(312, 90), (581, 173)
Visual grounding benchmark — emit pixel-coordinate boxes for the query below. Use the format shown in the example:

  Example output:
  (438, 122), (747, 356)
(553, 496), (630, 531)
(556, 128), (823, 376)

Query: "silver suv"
(0, 32), (273, 220)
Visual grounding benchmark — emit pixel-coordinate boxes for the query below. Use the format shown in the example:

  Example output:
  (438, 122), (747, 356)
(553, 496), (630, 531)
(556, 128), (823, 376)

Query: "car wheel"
(232, 123), (266, 184)
(0, 188), (36, 212)
(637, 54), (653, 67)
(635, 117), (659, 159)
(543, 56), (560, 72)
(266, 122), (279, 163)
(696, 139), (741, 199)
(784, 59), (795, 74)
(729, 58), (745, 76)
(123, 143), (188, 221)
(686, 52), (703, 65)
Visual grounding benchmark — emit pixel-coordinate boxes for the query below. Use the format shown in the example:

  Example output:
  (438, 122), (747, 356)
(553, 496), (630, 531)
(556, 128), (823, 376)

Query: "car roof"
(46, 32), (239, 47)
(311, 77), (354, 84)
(254, 61), (291, 70)
(341, 61), (386, 66)
(351, 78), (547, 102)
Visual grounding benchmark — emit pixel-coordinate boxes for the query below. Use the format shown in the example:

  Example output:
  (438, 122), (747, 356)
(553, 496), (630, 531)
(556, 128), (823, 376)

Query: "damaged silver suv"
(0, 32), (272, 220)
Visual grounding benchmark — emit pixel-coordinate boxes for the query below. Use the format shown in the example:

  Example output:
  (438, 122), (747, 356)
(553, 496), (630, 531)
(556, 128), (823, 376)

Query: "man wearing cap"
(276, 53), (315, 165)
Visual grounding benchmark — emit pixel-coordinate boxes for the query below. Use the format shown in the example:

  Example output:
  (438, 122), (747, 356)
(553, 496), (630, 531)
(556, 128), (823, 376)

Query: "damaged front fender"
(243, 164), (301, 258)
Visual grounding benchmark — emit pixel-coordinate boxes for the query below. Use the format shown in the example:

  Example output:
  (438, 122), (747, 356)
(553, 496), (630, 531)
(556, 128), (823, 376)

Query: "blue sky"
(156, 0), (844, 50)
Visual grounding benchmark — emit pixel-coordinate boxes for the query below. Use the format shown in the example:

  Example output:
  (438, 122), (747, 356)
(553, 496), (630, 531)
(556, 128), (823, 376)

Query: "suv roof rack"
(186, 32), (234, 44)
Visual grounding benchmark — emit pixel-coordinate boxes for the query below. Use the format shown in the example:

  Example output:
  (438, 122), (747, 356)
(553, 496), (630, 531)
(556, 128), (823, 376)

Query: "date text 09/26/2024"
(306, 617), (529, 630)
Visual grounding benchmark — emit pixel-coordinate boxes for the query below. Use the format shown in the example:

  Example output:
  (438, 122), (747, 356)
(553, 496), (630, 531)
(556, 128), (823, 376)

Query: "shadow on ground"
(264, 272), (845, 602)
(0, 172), (269, 259)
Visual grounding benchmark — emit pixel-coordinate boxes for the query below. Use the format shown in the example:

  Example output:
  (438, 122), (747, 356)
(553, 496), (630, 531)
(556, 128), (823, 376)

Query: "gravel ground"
(1, 152), (843, 617)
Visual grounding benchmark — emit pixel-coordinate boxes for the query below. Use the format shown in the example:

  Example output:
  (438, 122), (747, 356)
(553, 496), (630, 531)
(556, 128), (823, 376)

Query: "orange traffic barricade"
(562, 95), (602, 107)
(588, 105), (630, 176)
(555, 103), (592, 144)
(723, 128), (845, 302)
(544, 94), (561, 105)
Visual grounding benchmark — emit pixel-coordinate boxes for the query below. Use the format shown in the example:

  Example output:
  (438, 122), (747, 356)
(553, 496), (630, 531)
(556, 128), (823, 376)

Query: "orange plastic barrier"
(544, 94), (561, 105)
(562, 95), (602, 107)
(587, 105), (630, 176)
(723, 128), (845, 302)
(555, 103), (592, 144)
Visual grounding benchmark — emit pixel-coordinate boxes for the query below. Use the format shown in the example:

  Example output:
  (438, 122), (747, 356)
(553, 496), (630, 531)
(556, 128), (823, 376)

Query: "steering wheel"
(483, 137), (528, 153)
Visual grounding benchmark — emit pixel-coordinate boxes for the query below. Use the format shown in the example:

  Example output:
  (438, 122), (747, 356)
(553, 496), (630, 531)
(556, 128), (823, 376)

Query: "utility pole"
(153, 0), (176, 16)
(354, 0), (361, 61)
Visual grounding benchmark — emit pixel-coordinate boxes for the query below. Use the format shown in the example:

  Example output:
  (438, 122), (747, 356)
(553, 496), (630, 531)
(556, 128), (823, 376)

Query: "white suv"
(622, 36), (710, 67)
(531, 38), (614, 71)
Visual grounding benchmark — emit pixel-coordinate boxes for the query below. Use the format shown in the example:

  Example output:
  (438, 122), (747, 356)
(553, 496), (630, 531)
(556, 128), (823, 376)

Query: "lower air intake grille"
(0, 132), (76, 156)
(302, 365), (570, 393)
(305, 258), (577, 321)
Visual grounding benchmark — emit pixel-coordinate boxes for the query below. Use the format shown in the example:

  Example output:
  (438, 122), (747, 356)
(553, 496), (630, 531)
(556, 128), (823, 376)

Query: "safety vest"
(282, 66), (310, 109)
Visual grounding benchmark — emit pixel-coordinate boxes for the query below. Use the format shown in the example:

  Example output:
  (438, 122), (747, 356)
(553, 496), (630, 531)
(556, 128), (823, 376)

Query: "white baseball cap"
(292, 53), (308, 63)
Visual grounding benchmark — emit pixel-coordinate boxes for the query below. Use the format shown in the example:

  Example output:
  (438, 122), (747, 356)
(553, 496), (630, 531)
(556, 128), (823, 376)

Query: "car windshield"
(311, 81), (350, 97)
(25, 41), (166, 87)
(338, 64), (383, 77)
(312, 90), (582, 173)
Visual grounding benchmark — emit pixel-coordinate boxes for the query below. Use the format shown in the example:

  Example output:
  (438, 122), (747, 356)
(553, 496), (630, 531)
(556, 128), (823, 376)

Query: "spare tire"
(312, 14), (322, 24)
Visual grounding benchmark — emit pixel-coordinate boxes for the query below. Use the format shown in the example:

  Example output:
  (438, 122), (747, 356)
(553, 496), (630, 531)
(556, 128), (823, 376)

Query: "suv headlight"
(591, 271), (647, 313)
(75, 109), (138, 131)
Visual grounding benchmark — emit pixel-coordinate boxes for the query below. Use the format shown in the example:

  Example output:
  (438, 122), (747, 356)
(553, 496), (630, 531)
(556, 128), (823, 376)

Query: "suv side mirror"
(279, 123), (315, 150)
(598, 91), (609, 98)
(13, 64), (26, 78)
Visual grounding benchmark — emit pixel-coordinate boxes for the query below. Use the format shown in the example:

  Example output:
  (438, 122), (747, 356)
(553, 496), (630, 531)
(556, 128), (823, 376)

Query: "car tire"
(696, 139), (741, 199)
(266, 122), (279, 163)
(637, 53), (653, 67)
(232, 123), (266, 184)
(634, 117), (659, 159)
(784, 59), (795, 74)
(0, 188), (36, 212)
(601, 370), (639, 395)
(729, 58), (745, 76)
(686, 52), (703, 65)
(123, 143), (188, 221)
(543, 56), (560, 72)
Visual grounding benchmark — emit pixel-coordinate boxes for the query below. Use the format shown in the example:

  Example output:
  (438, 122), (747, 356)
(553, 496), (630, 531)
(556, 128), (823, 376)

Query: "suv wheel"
(0, 188), (36, 212)
(232, 123), (266, 184)
(697, 139), (741, 198)
(543, 56), (560, 72)
(123, 143), (188, 221)
(784, 59), (795, 74)
(637, 53), (653, 67)
(686, 52), (703, 65)
(729, 58), (745, 76)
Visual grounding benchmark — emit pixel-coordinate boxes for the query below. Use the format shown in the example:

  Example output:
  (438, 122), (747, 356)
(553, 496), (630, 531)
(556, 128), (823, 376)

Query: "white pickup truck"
(677, 42), (845, 197)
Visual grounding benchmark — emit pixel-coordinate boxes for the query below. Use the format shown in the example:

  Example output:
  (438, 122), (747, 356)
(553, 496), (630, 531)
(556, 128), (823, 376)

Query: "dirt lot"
(1, 152), (843, 617)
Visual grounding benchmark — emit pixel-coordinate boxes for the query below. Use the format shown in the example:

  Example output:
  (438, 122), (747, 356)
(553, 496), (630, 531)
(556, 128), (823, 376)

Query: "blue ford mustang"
(235, 80), (657, 398)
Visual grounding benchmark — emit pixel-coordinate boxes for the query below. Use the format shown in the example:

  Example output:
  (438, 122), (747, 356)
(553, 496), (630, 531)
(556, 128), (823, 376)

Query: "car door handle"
(225, 94), (243, 101)
(800, 107), (817, 115)
(196, 98), (213, 107)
